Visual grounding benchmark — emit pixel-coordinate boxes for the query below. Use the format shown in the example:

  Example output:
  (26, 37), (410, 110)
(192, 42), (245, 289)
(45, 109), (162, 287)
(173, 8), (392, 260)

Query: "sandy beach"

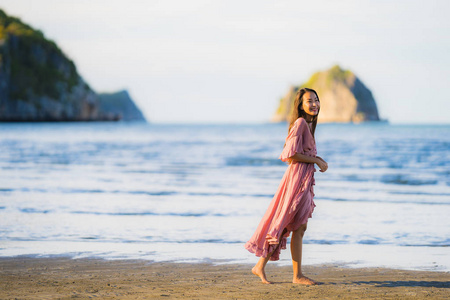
(0, 257), (448, 299)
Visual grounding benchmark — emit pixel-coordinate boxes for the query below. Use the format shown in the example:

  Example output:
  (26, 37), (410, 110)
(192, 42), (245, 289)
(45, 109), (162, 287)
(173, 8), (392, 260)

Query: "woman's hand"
(315, 156), (328, 172)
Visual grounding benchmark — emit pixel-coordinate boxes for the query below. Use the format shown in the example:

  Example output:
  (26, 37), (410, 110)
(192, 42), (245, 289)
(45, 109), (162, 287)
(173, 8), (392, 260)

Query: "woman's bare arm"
(289, 153), (319, 164)
(288, 153), (328, 172)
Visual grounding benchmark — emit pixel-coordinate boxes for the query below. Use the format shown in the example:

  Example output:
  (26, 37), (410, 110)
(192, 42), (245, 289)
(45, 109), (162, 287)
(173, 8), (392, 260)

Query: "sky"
(1, 0), (449, 123)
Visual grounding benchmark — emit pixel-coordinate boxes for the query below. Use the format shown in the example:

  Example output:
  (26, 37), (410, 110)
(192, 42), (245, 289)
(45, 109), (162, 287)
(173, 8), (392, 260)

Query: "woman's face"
(301, 91), (320, 116)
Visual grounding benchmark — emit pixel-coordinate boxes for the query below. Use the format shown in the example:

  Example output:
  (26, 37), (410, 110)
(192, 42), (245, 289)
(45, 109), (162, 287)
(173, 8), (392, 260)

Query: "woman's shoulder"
(288, 118), (307, 135)
(294, 118), (308, 127)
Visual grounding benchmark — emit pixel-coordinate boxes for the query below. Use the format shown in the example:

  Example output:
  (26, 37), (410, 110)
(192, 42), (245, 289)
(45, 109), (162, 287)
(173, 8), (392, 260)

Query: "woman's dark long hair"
(288, 88), (320, 137)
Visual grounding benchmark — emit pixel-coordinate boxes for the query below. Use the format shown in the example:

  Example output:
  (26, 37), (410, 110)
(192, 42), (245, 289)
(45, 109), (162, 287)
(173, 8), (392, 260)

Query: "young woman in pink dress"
(244, 88), (328, 285)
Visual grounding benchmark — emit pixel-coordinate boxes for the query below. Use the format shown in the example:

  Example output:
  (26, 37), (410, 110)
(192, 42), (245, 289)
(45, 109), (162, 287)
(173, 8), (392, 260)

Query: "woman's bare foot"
(252, 266), (272, 284)
(292, 275), (317, 285)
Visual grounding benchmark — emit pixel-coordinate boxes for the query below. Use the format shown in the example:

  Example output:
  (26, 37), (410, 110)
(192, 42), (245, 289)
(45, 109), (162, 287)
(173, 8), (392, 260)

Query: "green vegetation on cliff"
(302, 65), (353, 89)
(0, 9), (78, 101)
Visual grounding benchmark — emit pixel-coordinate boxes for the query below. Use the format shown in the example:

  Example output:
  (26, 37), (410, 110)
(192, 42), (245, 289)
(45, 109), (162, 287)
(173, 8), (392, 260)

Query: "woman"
(244, 88), (328, 284)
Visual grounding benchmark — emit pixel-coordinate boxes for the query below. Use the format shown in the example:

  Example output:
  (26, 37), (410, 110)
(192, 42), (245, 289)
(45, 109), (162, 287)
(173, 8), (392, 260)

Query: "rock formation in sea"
(98, 90), (146, 121)
(272, 65), (381, 123)
(0, 9), (145, 122)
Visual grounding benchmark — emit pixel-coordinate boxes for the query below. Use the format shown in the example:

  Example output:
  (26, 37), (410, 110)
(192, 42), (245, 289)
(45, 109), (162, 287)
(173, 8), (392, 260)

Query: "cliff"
(0, 9), (145, 122)
(98, 90), (146, 121)
(272, 65), (381, 123)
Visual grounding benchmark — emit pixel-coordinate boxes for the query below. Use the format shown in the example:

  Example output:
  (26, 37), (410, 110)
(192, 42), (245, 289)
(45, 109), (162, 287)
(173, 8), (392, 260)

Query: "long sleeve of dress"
(279, 118), (306, 162)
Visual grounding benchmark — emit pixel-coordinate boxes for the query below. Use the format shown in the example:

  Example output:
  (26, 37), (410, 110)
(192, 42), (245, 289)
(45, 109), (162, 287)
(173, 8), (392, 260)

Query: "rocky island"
(0, 9), (145, 122)
(98, 90), (146, 122)
(272, 65), (381, 123)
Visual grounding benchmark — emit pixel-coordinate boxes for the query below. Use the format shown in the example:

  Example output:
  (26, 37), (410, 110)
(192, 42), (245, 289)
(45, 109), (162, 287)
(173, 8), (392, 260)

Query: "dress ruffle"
(244, 163), (316, 261)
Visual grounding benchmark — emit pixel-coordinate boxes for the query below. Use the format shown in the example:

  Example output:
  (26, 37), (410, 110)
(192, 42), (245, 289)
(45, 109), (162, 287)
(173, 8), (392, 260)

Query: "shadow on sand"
(349, 281), (449, 288)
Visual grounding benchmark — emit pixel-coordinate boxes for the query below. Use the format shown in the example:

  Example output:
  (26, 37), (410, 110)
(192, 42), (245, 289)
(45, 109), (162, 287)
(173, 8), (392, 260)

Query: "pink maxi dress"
(244, 117), (317, 261)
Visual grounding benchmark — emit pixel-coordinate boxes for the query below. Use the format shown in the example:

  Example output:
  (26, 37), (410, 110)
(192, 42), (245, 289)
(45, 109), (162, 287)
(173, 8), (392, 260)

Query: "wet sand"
(0, 257), (449, 299)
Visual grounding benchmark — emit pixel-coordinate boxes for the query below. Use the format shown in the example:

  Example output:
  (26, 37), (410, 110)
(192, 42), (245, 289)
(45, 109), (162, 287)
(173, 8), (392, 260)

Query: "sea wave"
(70, 211), (231, 217)
(225, 156), (284, 166)
(16, 208), (240, 217)
(317, 197), (450, 205)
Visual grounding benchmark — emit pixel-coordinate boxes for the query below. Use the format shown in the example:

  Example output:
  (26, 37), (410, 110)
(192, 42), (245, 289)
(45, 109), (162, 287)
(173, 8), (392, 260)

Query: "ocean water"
(0, 122), (449, 271)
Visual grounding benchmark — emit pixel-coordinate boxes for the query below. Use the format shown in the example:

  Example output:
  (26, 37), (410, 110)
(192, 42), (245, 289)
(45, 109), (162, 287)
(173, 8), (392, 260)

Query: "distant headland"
(272, 65), (383, 123)
(0, 9), (145, 122)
